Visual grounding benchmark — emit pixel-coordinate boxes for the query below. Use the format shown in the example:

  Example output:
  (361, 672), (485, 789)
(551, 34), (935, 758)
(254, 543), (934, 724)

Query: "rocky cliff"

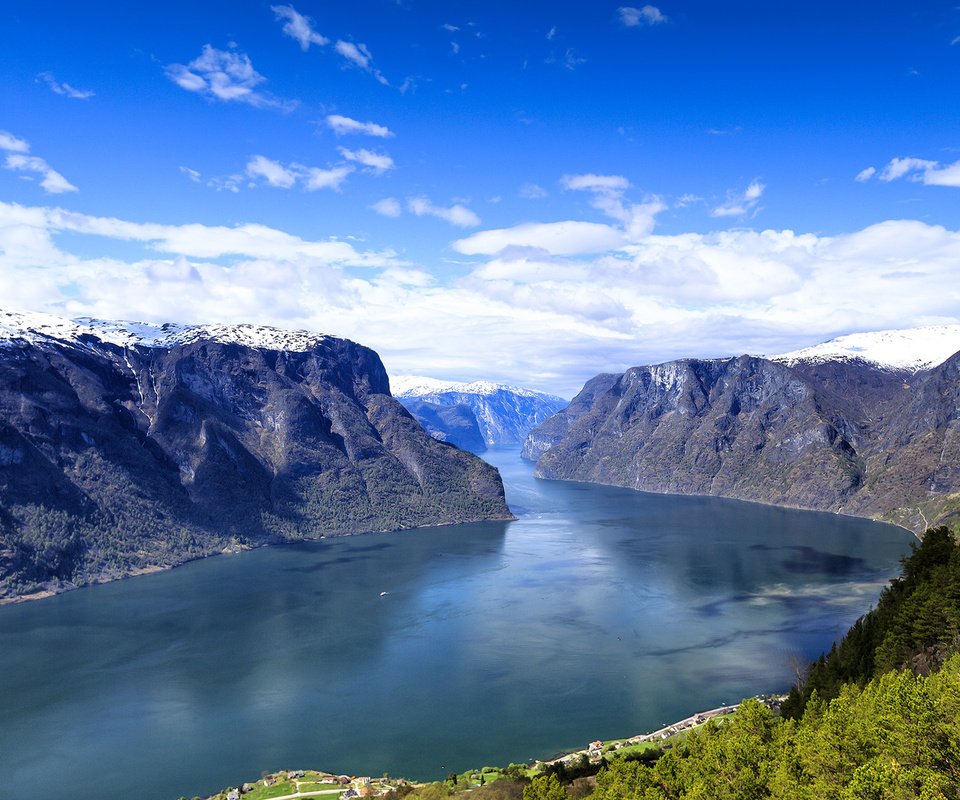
(0, 311), (512, 601)
(392, 376), (567, 449)
(525, 330), (960, 533)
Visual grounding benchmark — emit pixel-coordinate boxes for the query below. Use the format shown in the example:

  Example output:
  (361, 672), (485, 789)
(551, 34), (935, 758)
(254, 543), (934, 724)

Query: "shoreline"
(0, 514), (516, 607)
(540, 694), (786, 768)
(530, 471), (926, 540)
(200, 696), (788, 800)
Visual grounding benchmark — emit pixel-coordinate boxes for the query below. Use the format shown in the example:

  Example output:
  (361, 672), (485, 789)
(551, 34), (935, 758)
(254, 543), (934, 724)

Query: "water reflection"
(0, 448), (912, 800)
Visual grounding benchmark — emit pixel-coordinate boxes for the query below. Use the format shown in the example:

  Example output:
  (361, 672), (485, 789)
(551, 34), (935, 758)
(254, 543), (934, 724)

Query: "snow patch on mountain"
(0, 309), (329, 352)
(769, 325), (960, 374)
(391, 374), (563, 401)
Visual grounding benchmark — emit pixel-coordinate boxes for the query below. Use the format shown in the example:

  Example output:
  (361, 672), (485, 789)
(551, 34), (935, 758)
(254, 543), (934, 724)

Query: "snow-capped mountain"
(0, 309), (329, 353)
(0, 309), (511, 601)
(769, 324), (960, 374)
(391, 375), (557, 400)
(392, 374), (568, 449)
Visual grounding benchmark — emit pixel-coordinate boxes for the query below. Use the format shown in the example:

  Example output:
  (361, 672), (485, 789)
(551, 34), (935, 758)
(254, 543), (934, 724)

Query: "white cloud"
(207, 174), (243, 193)
(408, 197), (481, 227)
(878, 156), (960, 188)
(519, 183), (548, 199)
(561, 173), (630, 193)
(711, 181), (765, 218)
(38, 72), (94, 100)
(547, 26), (557, 40)
(241, 156), (353, 192)
(441, 23), (459, 32)
(562, 172), (665, 239)
(272, 4), (329, 50)
(246, 155), (298, 188)
(453, 221), (625, 256)
(371, 197), (402, 217)
(619, 5), (667, 26)
(854, 166), (876, 182)
(0, 131), (30, 153)
(335, 40), (372, 69)
(166, 45), (293, 110)
(179, 166), (202, 183)
(304, 165), (354, 191)
(1, 133), (77, 194)
(880, 157), (938, 182)
(952, 35), (960, 46)
(335, 40), (389, 85)
(338, 147), (394, 174)
(4, 202), (398, 265)
(325, 114), (393, 138)
(3, 201), (960, 397)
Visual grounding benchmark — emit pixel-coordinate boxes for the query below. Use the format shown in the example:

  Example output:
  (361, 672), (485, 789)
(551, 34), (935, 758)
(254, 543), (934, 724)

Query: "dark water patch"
(780, 546), (865, 575)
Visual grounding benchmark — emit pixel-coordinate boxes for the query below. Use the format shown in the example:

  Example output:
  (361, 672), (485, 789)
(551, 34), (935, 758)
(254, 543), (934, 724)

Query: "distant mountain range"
(391, 376), (568, 453)
(524, 325), (960, 533)
(0, 310), (512, 601)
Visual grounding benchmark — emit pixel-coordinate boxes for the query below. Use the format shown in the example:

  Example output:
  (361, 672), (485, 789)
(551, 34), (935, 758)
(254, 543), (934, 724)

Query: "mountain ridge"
(0, 310), (513, 602)
(392, 375), (568, 451)
(525, 329), (960, 533)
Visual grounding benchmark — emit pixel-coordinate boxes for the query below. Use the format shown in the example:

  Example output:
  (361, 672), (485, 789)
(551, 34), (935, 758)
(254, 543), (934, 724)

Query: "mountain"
(391, 375), (568, 452)
(769, 324), (960, 373)
(524, 326), (960, 533)
(0, 310), (512, 601)
(398, 398), (487, 454)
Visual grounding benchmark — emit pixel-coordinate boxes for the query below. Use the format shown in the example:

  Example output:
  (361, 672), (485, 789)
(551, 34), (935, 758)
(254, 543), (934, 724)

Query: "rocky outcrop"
(0, 315), (512, 600)
(393, 377), (567, 448)
(399, 399), (487, 454)
(526, 352), (960, 533)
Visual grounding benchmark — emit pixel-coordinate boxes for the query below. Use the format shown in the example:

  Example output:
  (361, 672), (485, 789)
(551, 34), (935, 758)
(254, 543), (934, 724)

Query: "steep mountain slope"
(392, 376), (567, 448)
(399, 399), (487, 453)
(526, 326), (960, 532)
(0, 311), (512, 601)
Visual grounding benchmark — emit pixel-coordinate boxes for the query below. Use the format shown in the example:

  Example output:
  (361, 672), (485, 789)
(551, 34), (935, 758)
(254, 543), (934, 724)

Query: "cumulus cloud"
(246, 155), (298, 188)
(619, 5), (667, 26)
(325, 114), (393, 138)
(304, 165), (354, 191)
(711, 181), (765, 218)
(2, 201), (960, 397)
(562, 172), (665, 239)
(371, 197), (402, 217)
(854, 166), (876, 182)
(38, 72), (94, 100)
(407, 197), (481, 227)
(0, 132), (77, 194)
(166, 45), (293, 110)
(0, 131), (29, 154)
(242, 155), (353, 192)
(272, 4), (329, 50)
(338, 147), (394, 174)
(877, 156), (960, 187)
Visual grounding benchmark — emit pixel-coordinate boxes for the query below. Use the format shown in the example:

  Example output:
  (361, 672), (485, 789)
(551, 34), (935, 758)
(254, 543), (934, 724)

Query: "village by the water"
(203, 696), (785, 800)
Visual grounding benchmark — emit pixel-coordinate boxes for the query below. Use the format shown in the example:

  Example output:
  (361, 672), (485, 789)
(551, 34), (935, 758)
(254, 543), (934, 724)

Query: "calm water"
(0, 448), (913, 799)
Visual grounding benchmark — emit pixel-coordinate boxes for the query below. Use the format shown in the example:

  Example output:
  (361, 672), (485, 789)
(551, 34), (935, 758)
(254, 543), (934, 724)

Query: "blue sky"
(2, 1), (960, 395)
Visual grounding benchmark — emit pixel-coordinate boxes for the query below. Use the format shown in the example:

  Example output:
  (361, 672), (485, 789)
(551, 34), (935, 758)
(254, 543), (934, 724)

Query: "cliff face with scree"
(0, 311), (512, 600)
(524, 326), (960, 533)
